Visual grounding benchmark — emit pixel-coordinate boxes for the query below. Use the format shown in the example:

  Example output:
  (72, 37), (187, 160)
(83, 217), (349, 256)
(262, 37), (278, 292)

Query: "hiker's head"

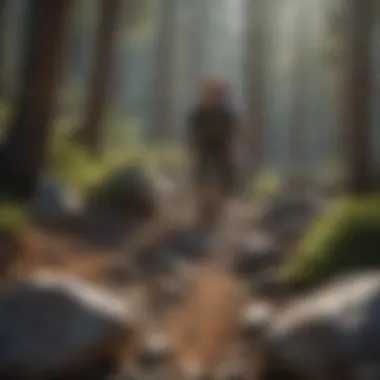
(200, 77), (231, 106)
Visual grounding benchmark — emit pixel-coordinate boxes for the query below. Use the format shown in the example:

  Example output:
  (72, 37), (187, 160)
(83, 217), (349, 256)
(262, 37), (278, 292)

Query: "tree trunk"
(0, 0), (7, 97)
(189, 0), (209, 99)
(0, 0), (72, 201)
(152, 0), (178, 141)
(75, 0), (122, 156)
(289, 2), (309, 174)
(244, 0), (268, 177)
(345, 0), (375, 194)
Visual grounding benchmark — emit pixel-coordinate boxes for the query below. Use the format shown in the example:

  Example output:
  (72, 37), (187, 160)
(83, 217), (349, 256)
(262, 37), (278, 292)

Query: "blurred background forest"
(0, 0), (379, 200)
(0, 1), (380, 380)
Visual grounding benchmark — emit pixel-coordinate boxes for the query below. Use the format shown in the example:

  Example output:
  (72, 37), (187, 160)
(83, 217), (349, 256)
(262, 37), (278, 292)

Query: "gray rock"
(118, 333), (173, 380)
(233, 232), (280, 278)
(0, 270), (132, 379)
(264, 271), (380, 380)
(77, 166), (157, 248)
(31, 177), (84, 227)
(253, 269), (287, 300)
(134, 227), (210, 278)
(91, 165), (156, 220)
(137, 333), (172, 370)
(260, 194), (320, 243)
(167, 227), (210, 261)
(239, 302), (274, 342)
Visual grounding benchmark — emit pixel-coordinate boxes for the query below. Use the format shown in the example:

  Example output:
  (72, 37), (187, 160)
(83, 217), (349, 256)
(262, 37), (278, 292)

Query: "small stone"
(239, 303), (273, 341)
(138, 333), (172, 369)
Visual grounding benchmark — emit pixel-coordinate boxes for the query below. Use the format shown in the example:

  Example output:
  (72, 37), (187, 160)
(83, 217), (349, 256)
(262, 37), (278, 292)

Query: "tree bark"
(345, 0), (375, 194)
(244, 0), (268, 177)
(0, 0), (72, 201)
(0, 0), (7, 97)
(75, 0), (122, 156)
(289, 2), (309, 174)
(152, 0), (178, 141)
(189, 0), (209, 100)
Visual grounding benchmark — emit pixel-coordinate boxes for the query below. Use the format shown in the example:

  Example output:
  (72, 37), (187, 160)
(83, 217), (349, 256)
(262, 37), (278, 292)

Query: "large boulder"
(90, 164), (156, 221)
(76, 165), (157, 248)
(0, 271), (132, 379)
(31, 177), (84, 228)
(246, 271), (380, 380)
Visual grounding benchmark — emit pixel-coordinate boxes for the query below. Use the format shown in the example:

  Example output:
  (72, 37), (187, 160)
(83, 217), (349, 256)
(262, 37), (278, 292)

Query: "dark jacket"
(187, 104), (237, 155)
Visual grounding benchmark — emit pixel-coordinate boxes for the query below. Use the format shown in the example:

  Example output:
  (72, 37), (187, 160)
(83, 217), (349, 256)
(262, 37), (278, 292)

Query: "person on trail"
(187, 78), (240, 227)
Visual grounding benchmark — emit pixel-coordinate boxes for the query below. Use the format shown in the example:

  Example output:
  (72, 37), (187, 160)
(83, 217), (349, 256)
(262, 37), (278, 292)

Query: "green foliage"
(105, 118), (143, 150)
(49, 132), (185, 195)
(49, 138), (114, 194)
(251, 171), (281, 198)
(281, 196), (380, 289)
(0, 202), (29, 232)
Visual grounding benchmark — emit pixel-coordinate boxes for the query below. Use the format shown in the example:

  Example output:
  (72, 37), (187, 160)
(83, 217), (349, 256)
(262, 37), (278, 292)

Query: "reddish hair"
(201, 77), (231, 103)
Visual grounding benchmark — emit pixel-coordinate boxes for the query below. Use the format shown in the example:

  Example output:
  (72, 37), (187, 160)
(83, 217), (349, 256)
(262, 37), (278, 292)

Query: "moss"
(89, 162), (156, 219)
(49, 134), (185, 195)
(251, 171), (281, 198)
(0, 201), (29, 232)
(281, 196), (380, 290)
(49, 138), (139, 194)
(49, 139), (103, 192)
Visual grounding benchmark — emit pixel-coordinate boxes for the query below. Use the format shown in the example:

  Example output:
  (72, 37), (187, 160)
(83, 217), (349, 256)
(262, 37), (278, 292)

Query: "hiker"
(187, 78), (240, 227)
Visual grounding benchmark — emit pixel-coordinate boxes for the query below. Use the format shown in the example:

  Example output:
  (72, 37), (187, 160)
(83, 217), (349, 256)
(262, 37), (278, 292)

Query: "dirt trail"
(11, 176), (269, 379)
(165, 266), (247, 369)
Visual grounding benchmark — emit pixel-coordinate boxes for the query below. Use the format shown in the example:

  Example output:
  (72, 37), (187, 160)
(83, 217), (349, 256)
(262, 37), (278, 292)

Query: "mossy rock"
(90, 163), (156, 219)
(281, 196), (380, 290)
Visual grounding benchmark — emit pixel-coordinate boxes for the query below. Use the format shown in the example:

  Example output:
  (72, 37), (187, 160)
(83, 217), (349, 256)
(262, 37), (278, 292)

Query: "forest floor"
(8, 170), (290, 379)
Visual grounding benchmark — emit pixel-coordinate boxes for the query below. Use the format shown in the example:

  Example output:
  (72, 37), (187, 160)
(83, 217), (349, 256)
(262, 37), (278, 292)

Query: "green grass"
(281, 196), (380, 289)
